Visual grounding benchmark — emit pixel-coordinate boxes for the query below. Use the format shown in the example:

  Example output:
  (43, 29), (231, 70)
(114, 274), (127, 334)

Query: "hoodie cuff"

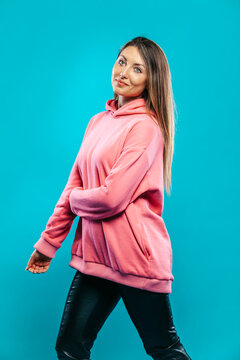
(33, 237), (58, 259)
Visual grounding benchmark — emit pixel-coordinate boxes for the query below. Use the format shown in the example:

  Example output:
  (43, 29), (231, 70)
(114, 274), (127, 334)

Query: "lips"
(115, 78), (128, 86)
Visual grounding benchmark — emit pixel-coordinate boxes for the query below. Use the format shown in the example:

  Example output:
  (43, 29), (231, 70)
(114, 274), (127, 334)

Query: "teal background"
(1, 1), (239, 359)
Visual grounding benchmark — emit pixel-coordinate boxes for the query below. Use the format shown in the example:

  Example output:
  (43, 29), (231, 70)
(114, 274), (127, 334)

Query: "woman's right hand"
(25, 249), (52, 274)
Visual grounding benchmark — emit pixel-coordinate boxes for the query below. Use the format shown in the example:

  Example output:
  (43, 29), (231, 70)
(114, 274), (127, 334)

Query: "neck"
(117, 95), (142, 109)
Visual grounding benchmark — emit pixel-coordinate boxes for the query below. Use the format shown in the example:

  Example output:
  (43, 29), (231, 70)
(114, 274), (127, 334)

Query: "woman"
(25, 36), (192, 360)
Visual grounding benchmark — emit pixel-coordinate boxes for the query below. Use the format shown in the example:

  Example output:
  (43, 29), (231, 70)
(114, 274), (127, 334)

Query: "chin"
(114, 88), (130, 96)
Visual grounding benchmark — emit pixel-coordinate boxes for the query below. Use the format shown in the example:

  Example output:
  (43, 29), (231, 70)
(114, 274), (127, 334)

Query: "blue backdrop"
(1, 1), (239, 359)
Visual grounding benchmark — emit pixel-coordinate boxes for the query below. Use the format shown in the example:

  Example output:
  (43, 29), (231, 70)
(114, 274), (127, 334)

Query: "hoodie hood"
(105, 98), (156, 118)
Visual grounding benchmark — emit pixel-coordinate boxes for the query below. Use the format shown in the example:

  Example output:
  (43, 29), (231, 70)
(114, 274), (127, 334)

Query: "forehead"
(119, 46), (144, 62)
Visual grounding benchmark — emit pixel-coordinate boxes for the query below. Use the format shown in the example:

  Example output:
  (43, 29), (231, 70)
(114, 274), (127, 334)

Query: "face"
(111, 46), (147, 100)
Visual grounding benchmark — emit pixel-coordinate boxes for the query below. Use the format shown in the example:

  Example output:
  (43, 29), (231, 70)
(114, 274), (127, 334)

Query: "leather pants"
(55, 270), (192, 360)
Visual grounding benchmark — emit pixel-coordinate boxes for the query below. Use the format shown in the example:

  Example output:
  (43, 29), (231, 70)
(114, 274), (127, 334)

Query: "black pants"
(55, 270), (191, 360)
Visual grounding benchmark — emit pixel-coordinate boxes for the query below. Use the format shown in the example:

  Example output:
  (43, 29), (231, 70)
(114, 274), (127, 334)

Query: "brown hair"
(113, 36), (177, 195)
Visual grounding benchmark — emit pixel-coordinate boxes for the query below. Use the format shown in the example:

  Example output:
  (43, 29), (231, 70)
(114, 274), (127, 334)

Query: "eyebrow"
(120, 54), (145, 68)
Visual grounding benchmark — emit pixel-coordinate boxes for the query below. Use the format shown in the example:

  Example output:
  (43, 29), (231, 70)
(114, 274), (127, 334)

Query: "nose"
(120, 65), (130, 78)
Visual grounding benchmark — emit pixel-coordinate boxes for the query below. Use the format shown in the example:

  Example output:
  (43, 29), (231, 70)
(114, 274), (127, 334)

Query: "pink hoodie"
(34, 98), (174, 293)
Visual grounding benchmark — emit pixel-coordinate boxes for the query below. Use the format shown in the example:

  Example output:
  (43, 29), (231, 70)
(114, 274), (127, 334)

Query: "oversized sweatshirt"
(33, 97), (174, 293)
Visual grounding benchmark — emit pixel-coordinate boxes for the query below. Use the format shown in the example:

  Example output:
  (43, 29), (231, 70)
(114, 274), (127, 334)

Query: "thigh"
(120, 285), (181, 357)
(55, 270), (121, 360)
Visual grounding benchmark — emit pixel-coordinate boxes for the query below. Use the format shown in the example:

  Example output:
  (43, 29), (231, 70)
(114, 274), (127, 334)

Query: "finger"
(26, 260), (33, 270)
(35, 261), (50, 266)
(28, 264), (37, 272)
(27, 263), (49, 273)
(32, 267), (40, 273)
(30, 265), (46, 273)
(26, 265), (33, 271)
(26, 253), (37, 269)
(36, 265), (45, 272)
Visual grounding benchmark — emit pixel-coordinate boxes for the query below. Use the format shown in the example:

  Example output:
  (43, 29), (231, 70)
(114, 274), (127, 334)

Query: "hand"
(25, 249), (52, 274)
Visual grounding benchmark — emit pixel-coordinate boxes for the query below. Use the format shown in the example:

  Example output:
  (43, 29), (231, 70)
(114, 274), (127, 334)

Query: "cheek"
(131, 75), (147, 87)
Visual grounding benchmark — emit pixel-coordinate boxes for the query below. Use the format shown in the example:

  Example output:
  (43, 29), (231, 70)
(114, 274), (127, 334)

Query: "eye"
(135, 67), (142, 73)
(117, 59), (142, 73)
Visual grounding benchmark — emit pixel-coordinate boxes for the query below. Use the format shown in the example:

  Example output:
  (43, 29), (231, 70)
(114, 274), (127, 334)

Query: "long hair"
(113, 36), (177, 195)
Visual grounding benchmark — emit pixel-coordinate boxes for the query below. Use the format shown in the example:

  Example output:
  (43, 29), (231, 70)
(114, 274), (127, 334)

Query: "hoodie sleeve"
(69, 120), (163, 221)
(33, 153), (83, 258)
(33, 115), (97, 258)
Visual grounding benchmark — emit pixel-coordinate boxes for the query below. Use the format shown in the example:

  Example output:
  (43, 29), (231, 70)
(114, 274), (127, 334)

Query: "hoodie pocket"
(125, 202), (151, 260)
